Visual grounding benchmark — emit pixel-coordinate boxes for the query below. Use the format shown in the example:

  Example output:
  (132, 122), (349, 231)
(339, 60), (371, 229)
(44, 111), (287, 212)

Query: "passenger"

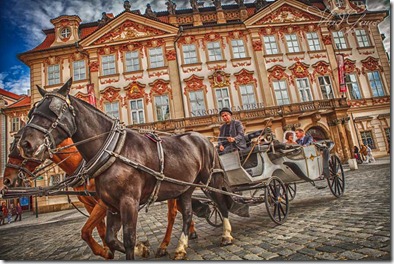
(217, 107), (247, 154)
(284, 131), (297, 145)
(295, 128), (313, 146)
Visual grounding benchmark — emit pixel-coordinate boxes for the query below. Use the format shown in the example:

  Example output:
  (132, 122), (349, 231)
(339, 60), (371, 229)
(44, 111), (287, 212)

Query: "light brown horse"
(2, 134), (197, 258)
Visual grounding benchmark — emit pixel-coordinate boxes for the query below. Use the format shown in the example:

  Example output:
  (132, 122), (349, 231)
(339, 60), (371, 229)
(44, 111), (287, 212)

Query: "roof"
(5, 96), (31, 109)
(0, 88), (22, 100)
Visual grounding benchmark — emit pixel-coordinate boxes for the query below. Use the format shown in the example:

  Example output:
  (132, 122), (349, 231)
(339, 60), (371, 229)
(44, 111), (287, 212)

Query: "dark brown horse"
(1, 129), (201, 258)
(18, 79), (234, 260)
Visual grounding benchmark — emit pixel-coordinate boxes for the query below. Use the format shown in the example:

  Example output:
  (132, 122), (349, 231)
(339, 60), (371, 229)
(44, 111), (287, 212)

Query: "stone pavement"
(0, 156), (390, 260)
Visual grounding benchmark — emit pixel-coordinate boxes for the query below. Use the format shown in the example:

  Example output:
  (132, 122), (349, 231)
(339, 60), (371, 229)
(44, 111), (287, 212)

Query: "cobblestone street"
(0, 158), (390, 261)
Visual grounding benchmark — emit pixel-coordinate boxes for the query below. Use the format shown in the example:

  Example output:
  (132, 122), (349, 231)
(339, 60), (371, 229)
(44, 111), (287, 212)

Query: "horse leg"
(210, 192), (233, 246)
(120, 198), (139, 260)
(105, 210), (125, 256)
(156, 199), (177, 257)
(173, 190), (194, 260)
(80, 201), (113, 259)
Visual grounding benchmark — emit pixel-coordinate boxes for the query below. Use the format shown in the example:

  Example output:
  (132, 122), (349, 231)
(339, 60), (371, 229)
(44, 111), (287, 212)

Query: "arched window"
(306, 126), (328, 141)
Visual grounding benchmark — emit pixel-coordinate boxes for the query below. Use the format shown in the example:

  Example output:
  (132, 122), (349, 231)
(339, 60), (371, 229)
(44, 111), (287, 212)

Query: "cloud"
(0, 72), (30, 95)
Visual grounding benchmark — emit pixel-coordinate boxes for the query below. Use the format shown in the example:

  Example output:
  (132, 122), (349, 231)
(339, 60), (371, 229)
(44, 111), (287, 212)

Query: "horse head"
(19, 78), (76, 161)
(2, 127), (40, 189)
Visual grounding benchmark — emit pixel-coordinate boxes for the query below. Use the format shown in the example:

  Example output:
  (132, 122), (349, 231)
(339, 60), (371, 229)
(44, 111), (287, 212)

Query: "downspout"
(173, 26), (187, 119)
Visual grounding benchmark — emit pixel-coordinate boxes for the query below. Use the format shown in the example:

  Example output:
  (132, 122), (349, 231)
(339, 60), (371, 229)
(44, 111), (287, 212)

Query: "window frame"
(188, 90), (207, 117)
(317, 75), (334, 99)
(101, 54), (117, 76)
(230, 39), (247, 59)
(104, 101), (120, 119)
(367, 71), (385, 97)
(129, 98), (145, 124)
(272, 80), (291, 105)
(354, 28), (371, 47)
(306, 32), (322, 51)
(238, 84), (257, 106)
(285, 34), (301, 53)
(263, 35), (280, 55)
(207, 41), (223, 62)
(11, 117), (20, 132)
(332, 31), (348, 49)
(345, 73), (363, 99)
(214, 87), (231, 110)
(182, 44), (199, 65)
(154, 94), (170, 121)
(124, 50), (141, 72)
(47, 64), (61, 86)
(148, 47), (165, 69)
(360, 130), (376, 149)
(60, 27), (71, 39)
(72, 60), (87, 81)
(296, 77), (313, 102)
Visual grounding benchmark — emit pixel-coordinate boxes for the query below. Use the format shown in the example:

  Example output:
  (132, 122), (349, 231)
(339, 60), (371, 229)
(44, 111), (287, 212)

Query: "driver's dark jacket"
(218, 120), (247, 151)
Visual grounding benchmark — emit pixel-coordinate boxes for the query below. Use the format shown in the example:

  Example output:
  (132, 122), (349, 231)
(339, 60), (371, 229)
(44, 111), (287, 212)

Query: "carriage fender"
(283, 162), (313, 183)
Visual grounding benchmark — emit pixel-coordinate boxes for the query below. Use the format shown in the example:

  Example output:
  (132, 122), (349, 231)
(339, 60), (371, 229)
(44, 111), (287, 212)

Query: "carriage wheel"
(205, 202), (223, 227)
(327, 155), (345, 198)
(265, 176), (289, 225)
(285, 183), (297, 201)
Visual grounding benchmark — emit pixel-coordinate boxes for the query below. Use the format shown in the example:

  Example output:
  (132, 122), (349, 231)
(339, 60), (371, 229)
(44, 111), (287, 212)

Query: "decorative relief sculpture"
(166, 0), (176, 15)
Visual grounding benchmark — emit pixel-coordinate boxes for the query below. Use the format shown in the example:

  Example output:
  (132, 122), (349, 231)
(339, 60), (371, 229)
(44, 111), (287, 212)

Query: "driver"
(217, 107), (246, 154)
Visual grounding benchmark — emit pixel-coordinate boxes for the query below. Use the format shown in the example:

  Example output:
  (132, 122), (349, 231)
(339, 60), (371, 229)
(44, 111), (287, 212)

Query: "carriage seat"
(244, 129), (263, 147)
(314, 140), (334, 151)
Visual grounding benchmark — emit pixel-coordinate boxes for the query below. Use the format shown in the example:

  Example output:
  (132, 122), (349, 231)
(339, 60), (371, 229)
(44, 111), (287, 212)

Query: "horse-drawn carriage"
(198, 127), (345, 226)
(2, 79), (345, 260)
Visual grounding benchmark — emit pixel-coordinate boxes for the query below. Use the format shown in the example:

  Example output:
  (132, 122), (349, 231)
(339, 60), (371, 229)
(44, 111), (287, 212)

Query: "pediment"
(245, 0), (330, 26)
(80, 12), (178, 47)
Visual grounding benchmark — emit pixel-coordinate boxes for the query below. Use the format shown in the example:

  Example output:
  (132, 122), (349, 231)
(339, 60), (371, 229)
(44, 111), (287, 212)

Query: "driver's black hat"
(219, 107), (232, 116)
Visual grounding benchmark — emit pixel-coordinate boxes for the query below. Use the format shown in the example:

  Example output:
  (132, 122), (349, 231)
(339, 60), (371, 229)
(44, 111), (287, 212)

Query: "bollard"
(348, 158), (358, 170)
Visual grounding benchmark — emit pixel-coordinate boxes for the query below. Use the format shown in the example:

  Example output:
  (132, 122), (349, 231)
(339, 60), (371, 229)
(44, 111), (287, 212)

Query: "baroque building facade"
(12, 0), (389, 211)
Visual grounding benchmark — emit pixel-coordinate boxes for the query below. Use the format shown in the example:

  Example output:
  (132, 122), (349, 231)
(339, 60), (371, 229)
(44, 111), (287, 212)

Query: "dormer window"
(60, 27), (71, 39)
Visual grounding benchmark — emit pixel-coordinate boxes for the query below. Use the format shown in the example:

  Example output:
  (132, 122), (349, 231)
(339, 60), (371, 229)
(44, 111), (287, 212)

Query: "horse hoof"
(173, 252), (187, 260)
(136, 241), (151, 258)
(103, 247), (114, 259)
(220, 237), (233, 247)
(189, 231), (198, 240)
(155, 248), (168, 258)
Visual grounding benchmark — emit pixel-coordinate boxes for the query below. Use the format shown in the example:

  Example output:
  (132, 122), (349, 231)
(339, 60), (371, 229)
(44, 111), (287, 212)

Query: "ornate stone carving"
(344, 59), (361, 75)
(289, 61), (311, 85)
(234, 69), (257, 90)
(144, 4), (157, 18)
(177, 35), (198, 48)
(94, 20), (165, 44)
(74, 92), (90, 103)
(165, 49), (177, 61)
(322, 34), (332, 45)
(208, 70), (230, 88)
(123, 81), (148, 105)
(149, 79), (172, 100)
(361, 56), (382, 74)
(183, 75), (207, 94)
(119, 42), (144, 59)
(202, 33), (225, 50)
(256, 4), (317, 24)
(166, 0), (176, 15)
(99, 86), (121, 107)
(89, 61), (99, 72)
(312, 61), (331, 79)
(252, 40), (262, 51)
(267, 65), (290, 83)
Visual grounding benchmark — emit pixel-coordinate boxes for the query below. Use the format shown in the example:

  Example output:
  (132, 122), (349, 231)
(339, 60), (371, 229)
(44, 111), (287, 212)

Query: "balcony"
(128, 98), (349, 133)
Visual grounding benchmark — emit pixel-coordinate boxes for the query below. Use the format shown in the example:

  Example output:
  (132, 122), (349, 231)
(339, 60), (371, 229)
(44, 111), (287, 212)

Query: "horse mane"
(69, 95), (115, 122)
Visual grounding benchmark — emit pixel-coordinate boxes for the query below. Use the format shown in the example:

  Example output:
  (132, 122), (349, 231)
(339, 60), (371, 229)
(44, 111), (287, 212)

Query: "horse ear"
(36, 85), (47, 97)
(58, 78), (73, 96)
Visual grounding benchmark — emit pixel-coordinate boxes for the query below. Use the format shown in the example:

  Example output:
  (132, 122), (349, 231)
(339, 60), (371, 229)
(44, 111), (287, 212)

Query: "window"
(11, 117), (20, 132)
(360, 131), (375, 149)
(296, 78), (313, 102)
(273, 80), (290, 105)
(215, 88), (231, 109)
(345, 74), (362, 99)
(129, 99), (144, 124)
(104, 102), (119, 119)
(182, 44), (198, 64)
(367, 71), (385, 97)
(263, 35), (279, 55)
(239, 84), (256, 105)
(231, 39), (246, 59)
(73, 60), (86, 81)
(355, 29), (371, 47)
(189, 90), (206, 116)
(149, 47), (164, 68)
(102, 55), (116, 76)
(48, 64), (60, 85)
(60, 28), (71, 39)
(332, 31), (348, 49)
(155, 95), (170, 121)
(318, 76), (334, 99)
(207, 42), (223, 61)
(125, 51), (140, 72)
(306, 32), (321, 51)
(285, 34), (300, 53)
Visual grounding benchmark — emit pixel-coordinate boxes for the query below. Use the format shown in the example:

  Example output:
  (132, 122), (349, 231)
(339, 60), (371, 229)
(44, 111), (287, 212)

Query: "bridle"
(24, 92), (76, 159)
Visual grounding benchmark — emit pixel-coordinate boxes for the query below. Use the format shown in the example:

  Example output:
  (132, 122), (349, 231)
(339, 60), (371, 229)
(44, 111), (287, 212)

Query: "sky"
(0, 0), (390, 95)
